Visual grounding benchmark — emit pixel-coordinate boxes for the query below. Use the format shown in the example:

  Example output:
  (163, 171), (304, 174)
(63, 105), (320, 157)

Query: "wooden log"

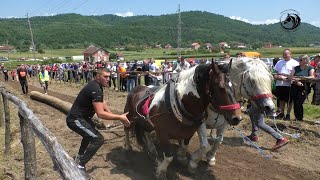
(19, 111), (36, 180)
(29, 91), (106, 129)
(2, 89), (87, 180)
(1, 93), (11, 155)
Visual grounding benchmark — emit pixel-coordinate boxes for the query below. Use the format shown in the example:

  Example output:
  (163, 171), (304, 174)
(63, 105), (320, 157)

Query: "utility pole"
(27, 13), (36, 61)
(177, 4), (182, 57)
(6, 40), (11, 69)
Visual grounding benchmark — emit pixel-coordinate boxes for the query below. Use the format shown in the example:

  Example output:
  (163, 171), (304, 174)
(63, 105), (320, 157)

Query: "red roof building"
(83, 45), (109, 62)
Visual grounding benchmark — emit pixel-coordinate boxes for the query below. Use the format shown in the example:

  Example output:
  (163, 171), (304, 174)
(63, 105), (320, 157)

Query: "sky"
(1, 0), (320, 27)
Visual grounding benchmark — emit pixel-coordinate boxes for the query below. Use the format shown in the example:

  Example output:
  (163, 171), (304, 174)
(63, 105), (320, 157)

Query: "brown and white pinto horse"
(123, 61), (242, 179)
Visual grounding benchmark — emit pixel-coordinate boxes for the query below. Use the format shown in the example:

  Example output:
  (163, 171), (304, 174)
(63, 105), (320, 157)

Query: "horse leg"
(124, 127), (132, 150)
(144, 132), (158, 162)
(207, 124), (227, 166)
(177, 138), (190, 166)
(156, 136), (173, 180)
(188, 123), (211, 173)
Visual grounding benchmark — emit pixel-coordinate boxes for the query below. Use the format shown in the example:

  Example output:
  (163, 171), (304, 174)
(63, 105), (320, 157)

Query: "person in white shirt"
(273, 49), (299, 120)
(173, 56), (190, 73)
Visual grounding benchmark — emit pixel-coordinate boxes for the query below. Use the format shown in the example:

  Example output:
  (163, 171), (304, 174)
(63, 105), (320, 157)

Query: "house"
(0, 45), (15, 52)
(264, 42), (273, 48)
(155, 44), (162, 49)
(219, 42), (230, 48)
(205, 43), (213, 50)
(83, 45), (109, 62)
(191, 42), (201, 50)
(165, 44), (172, 49)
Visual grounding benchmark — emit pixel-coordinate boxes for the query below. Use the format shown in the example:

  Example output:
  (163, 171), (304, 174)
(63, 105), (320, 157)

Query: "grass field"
(1, 47), (320, 69)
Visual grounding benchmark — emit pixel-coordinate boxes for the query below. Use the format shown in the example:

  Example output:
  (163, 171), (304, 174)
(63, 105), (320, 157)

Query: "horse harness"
(164, 79), (205, 126)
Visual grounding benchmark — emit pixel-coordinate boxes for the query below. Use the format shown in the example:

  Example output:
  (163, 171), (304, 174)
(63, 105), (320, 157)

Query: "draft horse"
(189, 57), (275, 171)
(123, 61), (242, 179)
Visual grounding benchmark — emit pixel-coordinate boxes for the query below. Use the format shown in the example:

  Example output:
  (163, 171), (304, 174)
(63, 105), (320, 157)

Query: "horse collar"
(165, 80), (203, 126)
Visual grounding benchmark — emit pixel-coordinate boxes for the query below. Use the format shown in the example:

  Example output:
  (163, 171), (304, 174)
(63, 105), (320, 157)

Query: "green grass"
(2, 47), (320, 69)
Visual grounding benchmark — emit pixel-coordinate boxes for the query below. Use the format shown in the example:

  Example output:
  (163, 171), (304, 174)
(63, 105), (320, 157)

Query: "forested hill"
(1, 11), (320, 50)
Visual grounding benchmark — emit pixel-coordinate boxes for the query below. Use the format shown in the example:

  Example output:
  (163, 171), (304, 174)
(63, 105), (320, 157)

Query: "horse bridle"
(208, 69), (240, 113)
(239, 71), (273, 101)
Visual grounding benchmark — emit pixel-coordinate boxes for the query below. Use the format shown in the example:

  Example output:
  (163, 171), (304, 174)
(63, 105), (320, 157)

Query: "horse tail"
(134, 118), (147, 146)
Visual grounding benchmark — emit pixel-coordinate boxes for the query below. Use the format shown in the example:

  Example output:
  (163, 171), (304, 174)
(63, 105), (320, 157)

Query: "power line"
(70, 0), (89, 12)
(48, 0), (72, 15)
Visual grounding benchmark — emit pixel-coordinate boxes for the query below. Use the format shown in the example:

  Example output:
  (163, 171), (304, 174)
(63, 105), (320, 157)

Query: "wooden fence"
(0, 85), (87, 180)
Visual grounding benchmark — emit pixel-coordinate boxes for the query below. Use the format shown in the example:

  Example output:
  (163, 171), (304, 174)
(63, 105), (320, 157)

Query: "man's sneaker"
(246, 135), (258, 142)
(272, 138), (288, 151)
(283, 114), (290, 121)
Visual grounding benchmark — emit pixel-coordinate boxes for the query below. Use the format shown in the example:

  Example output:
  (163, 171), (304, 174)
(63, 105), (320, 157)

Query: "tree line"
(1, 11), (320, 51)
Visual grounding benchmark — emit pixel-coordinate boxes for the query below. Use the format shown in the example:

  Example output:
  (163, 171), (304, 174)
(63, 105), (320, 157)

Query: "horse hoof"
(208, 159), (216, 167)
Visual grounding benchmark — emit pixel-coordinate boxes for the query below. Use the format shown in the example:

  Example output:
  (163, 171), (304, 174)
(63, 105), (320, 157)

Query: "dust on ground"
(0, 78), (319, 180)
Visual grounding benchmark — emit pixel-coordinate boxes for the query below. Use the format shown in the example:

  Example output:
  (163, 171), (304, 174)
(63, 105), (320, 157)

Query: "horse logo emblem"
(280, 9), (301, 31)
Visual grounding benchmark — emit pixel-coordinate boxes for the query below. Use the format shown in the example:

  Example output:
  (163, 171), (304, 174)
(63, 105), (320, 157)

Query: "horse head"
(207, 59), (242, 125)
(232, 58), (275, 116)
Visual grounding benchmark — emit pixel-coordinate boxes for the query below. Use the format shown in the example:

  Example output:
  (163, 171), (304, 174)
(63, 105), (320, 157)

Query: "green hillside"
(1, 11), (320, 50)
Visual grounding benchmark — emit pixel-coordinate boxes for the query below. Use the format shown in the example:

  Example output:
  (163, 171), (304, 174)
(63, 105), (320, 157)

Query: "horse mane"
(176, 64), (211, 98)
(231, 57), (273, 98)
(193, 64), (211, 94)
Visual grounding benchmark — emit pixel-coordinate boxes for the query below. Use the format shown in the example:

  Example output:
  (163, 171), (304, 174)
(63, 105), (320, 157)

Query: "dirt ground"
(0, 77), (319, 180)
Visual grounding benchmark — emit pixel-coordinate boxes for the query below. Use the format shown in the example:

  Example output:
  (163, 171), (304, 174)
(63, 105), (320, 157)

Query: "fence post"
(19, 111), (36, 180)
(0, 93), (3, 127)
(2, 93), (10, 155)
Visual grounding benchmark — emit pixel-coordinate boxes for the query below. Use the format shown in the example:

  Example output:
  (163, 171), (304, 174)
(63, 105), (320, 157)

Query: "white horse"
(187, 57), (276, 172)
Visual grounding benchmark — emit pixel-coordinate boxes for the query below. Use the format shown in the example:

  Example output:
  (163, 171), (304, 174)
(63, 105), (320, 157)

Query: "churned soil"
(0, 78), (319, 180)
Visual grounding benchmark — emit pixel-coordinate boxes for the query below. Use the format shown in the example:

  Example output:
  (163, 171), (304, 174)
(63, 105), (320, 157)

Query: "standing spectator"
(311, 54), (320, 104)
(83, 63), (89, 83)
(223, 53), (231, 60)
(127, 60), (138, 92)
(141, 59), (150, 86)
(10, 69), (16, 81)
(173, 56), (190, 72)
(2, 67), (9, 81)
(125, 61), (134, 92)
(39, 66), (50, 94)
(17, 64), (29, 95)
(289, 55), (314, 121)
(164, 62), (173, 83)
(66, 68), (130, 176)
(273, 49), (299, 120)
(28, 65), (33, 78)
(109, 62), (117, 90)
(149, 58), (159, 85)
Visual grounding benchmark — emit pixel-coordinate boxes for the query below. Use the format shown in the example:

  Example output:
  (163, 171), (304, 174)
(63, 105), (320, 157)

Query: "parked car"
(0, 56), (8, 61)
(260, 58), (273, 69)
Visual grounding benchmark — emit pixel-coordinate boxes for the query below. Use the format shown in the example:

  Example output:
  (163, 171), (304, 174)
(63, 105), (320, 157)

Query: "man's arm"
(92, 102), (130, 127)
(103, 100), (112, 113)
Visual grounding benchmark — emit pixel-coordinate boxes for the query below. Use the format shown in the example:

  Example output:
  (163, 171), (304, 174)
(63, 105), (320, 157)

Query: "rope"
(269, 114), (301, 139)
(233, 127), (272, 159)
